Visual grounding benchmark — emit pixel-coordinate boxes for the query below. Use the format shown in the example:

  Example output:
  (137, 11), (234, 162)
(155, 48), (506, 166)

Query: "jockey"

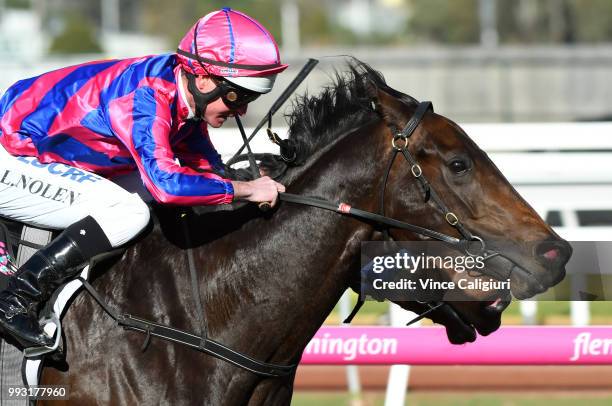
(0, 8), (287, 348)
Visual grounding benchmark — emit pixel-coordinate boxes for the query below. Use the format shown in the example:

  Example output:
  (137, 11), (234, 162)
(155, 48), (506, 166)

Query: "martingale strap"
(78, 278), (297, 378)
(75, 210), (297, 378)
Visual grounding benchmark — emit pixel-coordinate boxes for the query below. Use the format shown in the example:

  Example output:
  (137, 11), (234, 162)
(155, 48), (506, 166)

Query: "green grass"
(291, 391), (612, 406)
(291, 392), (383, 406)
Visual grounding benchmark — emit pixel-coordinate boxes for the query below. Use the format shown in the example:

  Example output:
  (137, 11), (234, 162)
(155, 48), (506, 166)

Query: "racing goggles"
(211, 77), (261, 110)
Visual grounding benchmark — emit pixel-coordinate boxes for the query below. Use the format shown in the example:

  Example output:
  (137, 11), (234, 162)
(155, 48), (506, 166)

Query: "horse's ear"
(367, 81), (405, 129)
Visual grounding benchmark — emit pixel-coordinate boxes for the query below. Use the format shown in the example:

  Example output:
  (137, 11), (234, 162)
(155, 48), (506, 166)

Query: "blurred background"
(3, 0), (612, 124)
(3, 1), (612, 405)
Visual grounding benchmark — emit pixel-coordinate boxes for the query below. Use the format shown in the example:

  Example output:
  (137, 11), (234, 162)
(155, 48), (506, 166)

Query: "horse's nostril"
(543, 248), (559, 260)
(536, 240), (572, 266)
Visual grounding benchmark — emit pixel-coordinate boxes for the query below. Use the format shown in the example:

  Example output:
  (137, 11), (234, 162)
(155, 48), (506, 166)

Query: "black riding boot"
(0, 216), (112, 348)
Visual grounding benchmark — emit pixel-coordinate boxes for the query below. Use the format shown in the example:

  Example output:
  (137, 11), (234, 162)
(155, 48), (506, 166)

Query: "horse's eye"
(448, 159), (469, 174)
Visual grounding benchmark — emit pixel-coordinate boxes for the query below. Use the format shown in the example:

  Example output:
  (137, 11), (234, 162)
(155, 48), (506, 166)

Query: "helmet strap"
(185, 72), (224, 120)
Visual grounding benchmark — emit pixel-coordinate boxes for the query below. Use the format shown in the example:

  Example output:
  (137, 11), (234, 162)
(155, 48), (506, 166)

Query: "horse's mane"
(285, 59), (417, 167)
(230, 59), (418, 183)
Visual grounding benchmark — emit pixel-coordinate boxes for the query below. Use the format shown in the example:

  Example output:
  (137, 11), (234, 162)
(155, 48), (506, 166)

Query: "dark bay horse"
(39, 61), (571, 405)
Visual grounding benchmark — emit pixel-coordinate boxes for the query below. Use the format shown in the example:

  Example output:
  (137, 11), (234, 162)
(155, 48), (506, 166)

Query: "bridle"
(377, 101), (485, 251)
(374, 100), (494, 323)
(280, 101), (491, 256)
(277, 100), (516, 324)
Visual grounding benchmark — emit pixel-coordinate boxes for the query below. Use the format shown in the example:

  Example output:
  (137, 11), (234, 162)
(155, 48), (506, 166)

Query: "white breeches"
(0, 145), (150, 248)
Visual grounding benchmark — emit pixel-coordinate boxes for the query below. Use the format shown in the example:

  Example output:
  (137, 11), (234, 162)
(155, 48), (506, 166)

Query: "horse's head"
(275, 60), (571, 344)
(366, 69), (572, 343)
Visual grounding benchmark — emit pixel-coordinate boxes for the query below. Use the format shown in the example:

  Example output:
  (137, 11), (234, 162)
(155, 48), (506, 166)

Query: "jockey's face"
(194, 76), (248, 128)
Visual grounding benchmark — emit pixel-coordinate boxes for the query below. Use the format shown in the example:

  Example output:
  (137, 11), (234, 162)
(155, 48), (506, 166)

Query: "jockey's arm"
(173, 121), (285, 206)
(231, 177), (285, 207)
(109, 87), (234, 206)
(110, 87), (284, 206)
(172, 121), (226, 174)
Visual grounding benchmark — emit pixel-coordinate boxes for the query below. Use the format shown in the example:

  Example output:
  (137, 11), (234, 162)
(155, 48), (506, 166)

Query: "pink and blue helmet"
(177, 8), (288, 94)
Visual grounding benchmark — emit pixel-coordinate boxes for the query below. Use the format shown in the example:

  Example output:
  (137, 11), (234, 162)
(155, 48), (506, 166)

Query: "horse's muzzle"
(506, 238), (572, 299)
(534, 239), (573, 285)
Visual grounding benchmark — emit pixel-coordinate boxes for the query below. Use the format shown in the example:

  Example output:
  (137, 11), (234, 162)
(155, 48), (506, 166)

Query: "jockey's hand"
(232, 176), (286, 207)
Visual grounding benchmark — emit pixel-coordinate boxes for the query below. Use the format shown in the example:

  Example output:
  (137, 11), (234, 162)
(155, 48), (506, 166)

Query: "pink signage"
(300, 326), (612, 365)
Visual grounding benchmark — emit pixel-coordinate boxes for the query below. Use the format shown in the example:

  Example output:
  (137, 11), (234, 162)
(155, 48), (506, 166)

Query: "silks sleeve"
(108, 86), (234, 205)
(172, 121), (227, 175)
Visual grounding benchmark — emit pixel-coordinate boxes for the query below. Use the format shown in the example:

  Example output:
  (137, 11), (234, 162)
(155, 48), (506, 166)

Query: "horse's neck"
(93, 119), (387, 386)
(195, 121), (388, 362)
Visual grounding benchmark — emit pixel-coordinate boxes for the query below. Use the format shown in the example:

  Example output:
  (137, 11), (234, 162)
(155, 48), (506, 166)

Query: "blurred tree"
(497, 0), (574, 44)
(297, 0), (332, 46)
(140, 0), (283, 48)
(548, 0), (575, 43)
(406, 0), (479, 44)
(497, 1), (533, 43)
(572, 0), (612, 42)
(27, 0), (612, 50)
(49, 13), (102, 54)
(139, 0), (403, 48)
(6, 0), (29, 9)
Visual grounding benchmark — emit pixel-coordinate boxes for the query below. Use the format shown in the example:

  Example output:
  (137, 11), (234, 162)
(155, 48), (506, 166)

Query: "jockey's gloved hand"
(232, 176), (285, 208)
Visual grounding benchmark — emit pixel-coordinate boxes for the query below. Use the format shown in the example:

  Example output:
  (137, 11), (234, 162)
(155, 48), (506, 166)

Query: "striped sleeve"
(108, 86), (234, 205)
(173, 122), (227, 175)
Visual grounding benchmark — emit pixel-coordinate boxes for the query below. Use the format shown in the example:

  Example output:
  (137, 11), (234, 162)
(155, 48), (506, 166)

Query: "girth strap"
(180, 214), (208, 341)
